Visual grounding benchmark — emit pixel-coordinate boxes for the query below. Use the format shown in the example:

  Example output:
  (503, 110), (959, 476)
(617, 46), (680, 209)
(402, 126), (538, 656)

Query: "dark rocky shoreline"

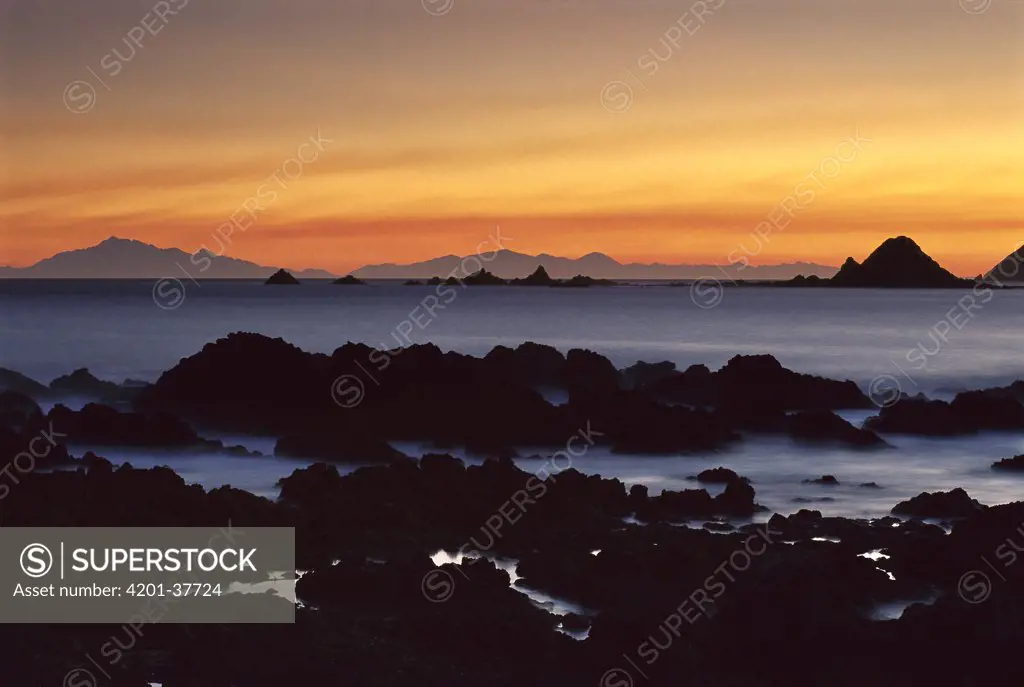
(3, 334), (1024, 685)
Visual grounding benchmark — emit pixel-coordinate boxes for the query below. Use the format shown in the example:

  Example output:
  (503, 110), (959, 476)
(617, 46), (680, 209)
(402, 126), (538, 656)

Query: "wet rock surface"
(866, 390), (1024, 435)
(993, 455), (1024, 471)
(891, 488), (987, 519)
(6, 334), (1024, 685)
(3, 439), (1024, 685)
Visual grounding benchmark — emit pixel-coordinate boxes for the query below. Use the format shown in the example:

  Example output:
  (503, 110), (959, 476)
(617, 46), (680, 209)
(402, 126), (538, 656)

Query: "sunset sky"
(1, 0), (1022, 275)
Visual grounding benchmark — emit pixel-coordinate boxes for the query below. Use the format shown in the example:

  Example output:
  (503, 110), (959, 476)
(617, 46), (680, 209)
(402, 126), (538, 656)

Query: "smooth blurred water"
(73, 427), (1024, 521)
(3, 280), (1024, 398)
(7, 279), (1024, 517)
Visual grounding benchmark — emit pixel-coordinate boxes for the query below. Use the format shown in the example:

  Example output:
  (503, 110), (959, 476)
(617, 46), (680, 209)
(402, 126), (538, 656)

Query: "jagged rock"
(564, 348), (620, 399)
(717, 355), (870, 410)
(512, 265), (556, 286)
(276, 462), (344, 505)
(620, 360), (676, 391)
(0, 368), (50, 398)
(950, 390), (1024, 430)
(892, 488), (986, 518)
(265, 269), (300, 285)
(331, 275), (366, 285)
(803, 475), (840, 485)
(483, 342), (565, 388)
(48, 403), (222, 450)
(865, 398), (970, 435)
(460, 269), (506, 285)
(637, 479), (762, 521)
(689, 467), (746, 484)
(0, 391), (42, 428)
(714, 479), (763, 515)
(651, 355), (870, 414)
(599, 396), (738, 453)
(274, 432), (408, 464)
(992, 455), (1024, 471)
(830, 236), (973, 288)
(787, 409), (887, 447)
(648, 363), (716, 405)
(550, 274), (617, 287)
(866, 391), (1024, 435)
(49, 368), (120, 399)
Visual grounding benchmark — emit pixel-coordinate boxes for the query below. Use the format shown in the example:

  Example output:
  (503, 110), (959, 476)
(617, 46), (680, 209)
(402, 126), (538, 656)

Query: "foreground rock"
(992, 455), (1024, 471)
(49, 368), (121, 399)
(0, 368), (50, 398)
(803, 475), (840, 485)
(0, 390), (42, 428)
(786, 409), (887, 447)
(892, 487), (986, 518)
(135, 334), (736, 453)
(274, 432), (408, 464)
(46, 403), (254, 455)
(634, 480), (764, 521)
(866, 391), (1024, 435)
(5, 452), (1024, 686)
(132, 333), (971, 454)
(689, 467), (747, 484)
(649, 354), (871, 413)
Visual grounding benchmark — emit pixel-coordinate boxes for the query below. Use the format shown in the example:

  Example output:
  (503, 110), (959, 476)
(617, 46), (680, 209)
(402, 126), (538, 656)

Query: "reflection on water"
(870, 593), (940, 621)
(859, 548), (938, 620)
(10, 282), (1024, 398)
(858, 549), (896, 582)
(430, 549), (593, 639)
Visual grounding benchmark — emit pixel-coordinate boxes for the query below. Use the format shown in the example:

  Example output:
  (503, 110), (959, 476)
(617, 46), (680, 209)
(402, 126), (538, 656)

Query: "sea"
(3, 278), (1023, 520)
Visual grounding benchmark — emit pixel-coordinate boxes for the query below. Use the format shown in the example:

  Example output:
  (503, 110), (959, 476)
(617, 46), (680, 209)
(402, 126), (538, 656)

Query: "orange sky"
(1, 0), (1022, 275)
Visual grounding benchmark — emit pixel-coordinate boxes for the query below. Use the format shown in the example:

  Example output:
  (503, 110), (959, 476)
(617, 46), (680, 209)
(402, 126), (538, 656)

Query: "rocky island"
(264, 268), (300, 285)
(781, 236), (977, 288)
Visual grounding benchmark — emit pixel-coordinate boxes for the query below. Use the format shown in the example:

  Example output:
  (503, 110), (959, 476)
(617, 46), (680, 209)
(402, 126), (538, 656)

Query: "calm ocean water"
(4, 279), (1024, 517)
(3, 279), (1023, 392)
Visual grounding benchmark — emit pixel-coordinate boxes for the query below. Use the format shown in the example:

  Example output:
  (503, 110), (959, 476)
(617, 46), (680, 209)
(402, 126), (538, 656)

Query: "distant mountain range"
(0, 238), (838, 281)
(5, 235), (1017, 283)
(0, 237), (336, 279)
(352, 251), (838, 281)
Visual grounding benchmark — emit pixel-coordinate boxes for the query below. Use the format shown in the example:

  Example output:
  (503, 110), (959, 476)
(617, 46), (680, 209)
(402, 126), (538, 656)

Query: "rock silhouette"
(891, 487), (986, 518)
(992, 455), (1024, 471)
(785, 236), (974, 288)
(6, 377), (1024, 685)
(512, 265), (557, 286)
(987, 244), (1024, 283)
(265, 269), (300, 285)
(331, 274), (366, 285)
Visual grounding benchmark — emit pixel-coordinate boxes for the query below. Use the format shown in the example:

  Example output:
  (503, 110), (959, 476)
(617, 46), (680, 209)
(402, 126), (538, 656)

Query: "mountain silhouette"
(353, 249), (836, 281)
(987, 245), (1024, 283)
(828, 236), (971, 288)
(0, 237), (335, 279)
